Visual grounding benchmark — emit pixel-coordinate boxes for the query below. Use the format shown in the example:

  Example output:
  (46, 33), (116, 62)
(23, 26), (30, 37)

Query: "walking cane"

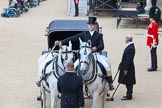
(106, 69), (120, 97)
(112, 69), (120, 82)
(106, 75), (125, 101)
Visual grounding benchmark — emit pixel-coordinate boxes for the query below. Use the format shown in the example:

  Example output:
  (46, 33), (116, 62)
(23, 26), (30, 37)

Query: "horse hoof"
(37, 96), (41, 101)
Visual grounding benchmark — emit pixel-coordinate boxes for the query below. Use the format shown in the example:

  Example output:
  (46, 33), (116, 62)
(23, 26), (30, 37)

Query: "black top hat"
(149, 6), (161, 22)
(87, 16), (97, 24)
(151, 0), (157, 7)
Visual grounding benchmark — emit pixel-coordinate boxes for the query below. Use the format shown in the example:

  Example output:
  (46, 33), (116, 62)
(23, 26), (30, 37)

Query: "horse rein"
(61, 47), (73, 60)
(78, 45), (93, 74)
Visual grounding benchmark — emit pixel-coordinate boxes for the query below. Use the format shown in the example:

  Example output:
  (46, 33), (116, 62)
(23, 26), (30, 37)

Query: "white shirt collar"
(89, 29), (95, 36)
(125, 42), (133, 49)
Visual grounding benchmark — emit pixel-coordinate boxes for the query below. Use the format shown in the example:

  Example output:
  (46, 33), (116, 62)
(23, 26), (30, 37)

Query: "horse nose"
(80, 70), (86, 74)
(65, 56), (68, 60)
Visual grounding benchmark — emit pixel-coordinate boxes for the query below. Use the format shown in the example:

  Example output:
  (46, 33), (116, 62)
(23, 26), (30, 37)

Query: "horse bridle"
(61, 47), (73, 60)
(79, 45), (93, 73)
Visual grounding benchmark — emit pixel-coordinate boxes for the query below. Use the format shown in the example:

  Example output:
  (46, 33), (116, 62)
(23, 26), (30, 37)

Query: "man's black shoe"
(147, 68), (157, 72)
(121, 96), (132, 100)
(109, 84), (114, 91)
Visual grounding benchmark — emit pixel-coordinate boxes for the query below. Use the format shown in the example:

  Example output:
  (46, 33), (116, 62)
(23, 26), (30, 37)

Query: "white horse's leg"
(50, 90), (58, 108)
(103, 86), (108, 108)
(92, 90), (106, 108)
(41, 83), (46, 108)
(97, 94), (104, 108)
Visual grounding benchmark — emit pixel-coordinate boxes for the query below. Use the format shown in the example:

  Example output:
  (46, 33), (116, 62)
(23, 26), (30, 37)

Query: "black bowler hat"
(87, 16), (97, 24)
(149, 6), (161, 22)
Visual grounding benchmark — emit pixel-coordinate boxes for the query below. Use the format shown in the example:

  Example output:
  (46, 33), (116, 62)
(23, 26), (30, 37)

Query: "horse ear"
(88, 40), (91, 47)
(79, 38), (83, 47)
(69, 41), (72, 50)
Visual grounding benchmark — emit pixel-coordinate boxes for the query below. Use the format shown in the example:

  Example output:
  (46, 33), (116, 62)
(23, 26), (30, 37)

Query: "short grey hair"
(126, 35), (133, 42)
(67, 61), (74, 68)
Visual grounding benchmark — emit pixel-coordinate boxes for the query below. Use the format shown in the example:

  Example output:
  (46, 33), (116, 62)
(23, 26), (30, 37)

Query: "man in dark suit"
(118, 35), (136, 100)
(55, 16), (114, 90)
(57, 61), (84, 108)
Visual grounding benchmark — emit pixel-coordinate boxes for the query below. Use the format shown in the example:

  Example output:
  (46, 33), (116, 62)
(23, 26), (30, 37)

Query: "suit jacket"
(118, 43), (136, 85)
(61, 31), (104, 52)
(57, 72), (84, 108)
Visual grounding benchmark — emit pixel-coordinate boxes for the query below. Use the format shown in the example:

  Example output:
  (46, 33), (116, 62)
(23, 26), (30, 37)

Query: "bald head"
(125, 35), (133, 43)
(66, 61), (74, 72)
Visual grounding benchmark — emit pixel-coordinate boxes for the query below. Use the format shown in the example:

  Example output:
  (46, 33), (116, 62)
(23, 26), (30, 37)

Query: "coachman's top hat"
(149, 6), (161, 22)
(87, 16), (97, 24)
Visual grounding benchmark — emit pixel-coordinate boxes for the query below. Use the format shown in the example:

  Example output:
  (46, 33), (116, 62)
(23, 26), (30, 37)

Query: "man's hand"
(92, 47), (97, 52)
(55, 41), (61, 46)
(124, 70), (128, 76)
(153, 39), (157, 45)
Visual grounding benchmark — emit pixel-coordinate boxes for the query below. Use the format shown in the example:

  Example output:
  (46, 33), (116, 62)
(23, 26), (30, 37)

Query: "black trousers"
(151, 47), (157, 69)
(74, 3), (79, 16)
(126, 84), (133, 98)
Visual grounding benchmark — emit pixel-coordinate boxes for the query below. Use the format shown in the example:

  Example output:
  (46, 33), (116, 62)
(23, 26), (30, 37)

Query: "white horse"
(37, 41), (74, 108)
(76, 38), (110, 108)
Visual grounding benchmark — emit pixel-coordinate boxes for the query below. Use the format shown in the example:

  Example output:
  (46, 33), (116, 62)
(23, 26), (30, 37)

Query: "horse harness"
(36, 52), (65, 92)
(78, 45), (107, 97)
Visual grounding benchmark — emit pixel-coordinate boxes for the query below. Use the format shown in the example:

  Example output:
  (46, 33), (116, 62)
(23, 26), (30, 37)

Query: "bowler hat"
(149, 6), (161, 22)
(87, 16), (97, 24)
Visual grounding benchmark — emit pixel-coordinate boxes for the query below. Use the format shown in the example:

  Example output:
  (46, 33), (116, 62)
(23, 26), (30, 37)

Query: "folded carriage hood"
(48, 20), (89, 34)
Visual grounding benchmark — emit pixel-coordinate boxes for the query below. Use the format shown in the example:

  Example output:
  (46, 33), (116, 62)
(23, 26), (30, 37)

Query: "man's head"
(125, 35), (133, 43)
(87, 16), (97, 31)
(66, 61), (74, 72)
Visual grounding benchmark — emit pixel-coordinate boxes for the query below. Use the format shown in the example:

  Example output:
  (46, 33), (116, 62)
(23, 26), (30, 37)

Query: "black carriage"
(37, 19), (107, 107)
(45, 20), (100, 50)
(43, 19), (107, 56)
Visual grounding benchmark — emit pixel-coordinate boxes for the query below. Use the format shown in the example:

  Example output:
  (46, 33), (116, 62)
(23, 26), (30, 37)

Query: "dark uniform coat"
(57, 72), (84, 108)
(118, 43), (136, 85)
(61, 31), (104, 52)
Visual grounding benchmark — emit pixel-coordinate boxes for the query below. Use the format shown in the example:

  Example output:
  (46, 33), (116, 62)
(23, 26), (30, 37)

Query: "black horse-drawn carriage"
(43, 19), (108, 57)
(44, 19), (100, 50)
(37, 19), (108, 108)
